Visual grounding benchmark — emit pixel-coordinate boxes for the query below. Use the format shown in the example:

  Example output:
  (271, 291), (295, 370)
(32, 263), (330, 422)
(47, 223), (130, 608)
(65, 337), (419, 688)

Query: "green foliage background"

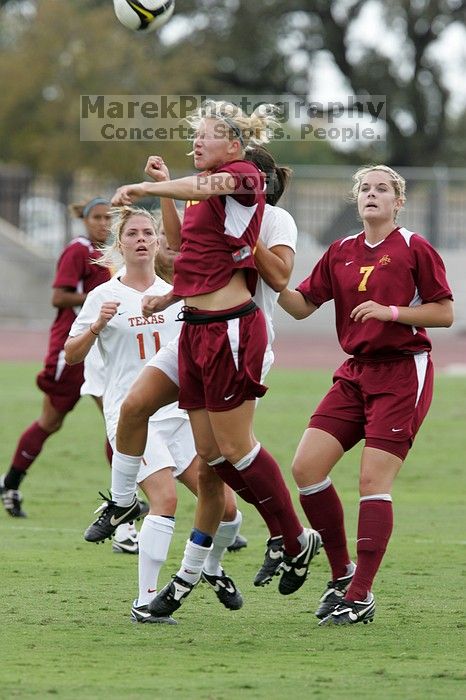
(0, 0), (465, 178)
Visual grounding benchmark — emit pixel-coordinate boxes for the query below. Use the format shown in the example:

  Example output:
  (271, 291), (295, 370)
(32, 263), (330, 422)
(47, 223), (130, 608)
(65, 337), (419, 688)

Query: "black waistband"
(178, 300), (258, 325)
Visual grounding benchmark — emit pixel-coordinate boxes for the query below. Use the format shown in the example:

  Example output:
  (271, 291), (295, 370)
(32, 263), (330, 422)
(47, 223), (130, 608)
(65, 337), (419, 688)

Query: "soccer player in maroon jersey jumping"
(105, 101), (321, 617)
(0, 198), (111, 517)
(279, 165), (454, 625)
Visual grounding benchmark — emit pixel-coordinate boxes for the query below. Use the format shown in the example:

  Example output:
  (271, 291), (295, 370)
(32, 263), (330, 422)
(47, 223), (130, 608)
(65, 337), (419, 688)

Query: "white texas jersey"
(69, 275), (184, 440)
(253, 204), (297, 347)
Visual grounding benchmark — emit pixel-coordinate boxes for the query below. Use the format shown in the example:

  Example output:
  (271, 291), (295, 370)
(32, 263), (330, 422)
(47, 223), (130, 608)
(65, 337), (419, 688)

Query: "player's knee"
(196, 444), (220, 463)
(219, 442), (250, 466)
(198, 467), (224, 498)
(45, 417), (64, 434)
(291, 457), (314, 486)
(359, 473), (389, 496)
(120, 391), (153, 423)
(147, 486), (177, 514)
(159, 492), (177, 514)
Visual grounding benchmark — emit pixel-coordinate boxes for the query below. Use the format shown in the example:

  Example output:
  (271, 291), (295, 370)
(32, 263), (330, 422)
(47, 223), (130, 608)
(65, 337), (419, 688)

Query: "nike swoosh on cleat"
(293, 567), (307, 577)
(269, 550), (282, 560)
(173, 583), (191, 600)
(110, 507), (137, 527)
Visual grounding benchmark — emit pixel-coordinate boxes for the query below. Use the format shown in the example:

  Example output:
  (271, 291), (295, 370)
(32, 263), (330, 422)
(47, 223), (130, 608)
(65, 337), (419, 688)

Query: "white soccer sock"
(203, 510), (243, 576)
(111, 450), (143, 507)
(176, 540), (212, 586)
(137, 515), (175, 607)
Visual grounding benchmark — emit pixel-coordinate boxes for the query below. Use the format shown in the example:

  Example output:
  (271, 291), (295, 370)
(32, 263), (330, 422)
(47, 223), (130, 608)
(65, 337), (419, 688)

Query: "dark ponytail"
(246, 146), (292, 205)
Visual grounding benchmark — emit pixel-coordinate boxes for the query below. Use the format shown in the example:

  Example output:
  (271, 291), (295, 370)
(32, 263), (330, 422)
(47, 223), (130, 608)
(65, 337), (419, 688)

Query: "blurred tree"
(171, 0), (466, 165)
(0, 0), (230, 179)
(0, 0), (464, 174)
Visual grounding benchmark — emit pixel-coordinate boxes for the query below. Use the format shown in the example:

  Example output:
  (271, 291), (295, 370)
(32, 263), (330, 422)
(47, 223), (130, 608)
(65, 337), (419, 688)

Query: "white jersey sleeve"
(254, 204), (298, 348)
(259, 204), (298, 253)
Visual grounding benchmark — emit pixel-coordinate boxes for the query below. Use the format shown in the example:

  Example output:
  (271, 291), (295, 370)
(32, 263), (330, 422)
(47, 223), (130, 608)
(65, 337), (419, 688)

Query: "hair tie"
(219, 115), (245, 146)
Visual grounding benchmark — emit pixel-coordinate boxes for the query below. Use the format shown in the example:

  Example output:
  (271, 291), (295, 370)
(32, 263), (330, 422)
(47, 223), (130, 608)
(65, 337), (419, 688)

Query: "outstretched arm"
(278, 288), (318, 320)
(111, 172), (239, 207)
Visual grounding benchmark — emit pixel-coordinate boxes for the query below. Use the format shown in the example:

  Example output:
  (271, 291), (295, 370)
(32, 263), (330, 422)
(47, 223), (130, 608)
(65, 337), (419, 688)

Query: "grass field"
(0, 362), (465, 700)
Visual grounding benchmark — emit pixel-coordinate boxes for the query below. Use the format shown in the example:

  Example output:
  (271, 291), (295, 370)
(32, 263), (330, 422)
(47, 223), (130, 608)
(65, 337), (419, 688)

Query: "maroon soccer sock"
(346, 498), (394, 602)
(213, 460), (282, 538)
(234, 447), (303, 555)
(10, 421), (51, 473)
(105, 439), (113, 467)
(299, 482), (351, 580)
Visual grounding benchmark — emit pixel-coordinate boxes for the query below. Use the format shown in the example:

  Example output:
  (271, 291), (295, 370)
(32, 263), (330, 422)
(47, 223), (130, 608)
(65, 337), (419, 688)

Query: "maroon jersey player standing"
(0, 198), (111, 517)
(105, 101), (321, 619)
(279, 165), (453, 626)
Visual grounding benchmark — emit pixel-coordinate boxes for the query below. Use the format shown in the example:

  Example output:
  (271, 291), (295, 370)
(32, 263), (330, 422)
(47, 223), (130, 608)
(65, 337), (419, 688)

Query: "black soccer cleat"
(201, 568), (243, 610)
(253, 536), (284, 587)
(112, 536), (139, 554)
(279, 528), (322, 595)
(148, 576), (195, 617)
(84, 492), (141, 543)
(227, 534), (248, 553)
(0, 475), (26, 518)
(319, 593), (376, 626)
(315, 563), (356, 619)
(130, 600), (177, 625)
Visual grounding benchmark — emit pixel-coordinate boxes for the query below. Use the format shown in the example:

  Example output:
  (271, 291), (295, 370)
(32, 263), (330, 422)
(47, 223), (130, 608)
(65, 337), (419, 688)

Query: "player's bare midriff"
(184, 270), (251, 311)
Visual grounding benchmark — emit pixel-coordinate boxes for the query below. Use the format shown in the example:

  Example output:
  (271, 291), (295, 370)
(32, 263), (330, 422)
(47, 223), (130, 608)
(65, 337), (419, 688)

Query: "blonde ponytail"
(187, 100), (278, 150)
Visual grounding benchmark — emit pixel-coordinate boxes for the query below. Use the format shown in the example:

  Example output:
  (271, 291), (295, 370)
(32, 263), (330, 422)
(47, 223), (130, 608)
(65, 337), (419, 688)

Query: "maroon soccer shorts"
(178, 301), (268, 412)
(309, 353), (434, 460)
(36, 350), (84, 413)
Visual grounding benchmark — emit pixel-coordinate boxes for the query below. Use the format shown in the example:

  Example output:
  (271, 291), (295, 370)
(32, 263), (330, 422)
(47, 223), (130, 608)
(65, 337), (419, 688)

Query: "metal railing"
(1, 165), (466, 256)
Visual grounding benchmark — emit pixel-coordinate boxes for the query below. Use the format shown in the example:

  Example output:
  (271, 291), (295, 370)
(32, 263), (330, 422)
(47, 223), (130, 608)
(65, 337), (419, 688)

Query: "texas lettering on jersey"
(127, 313), (165, 327)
